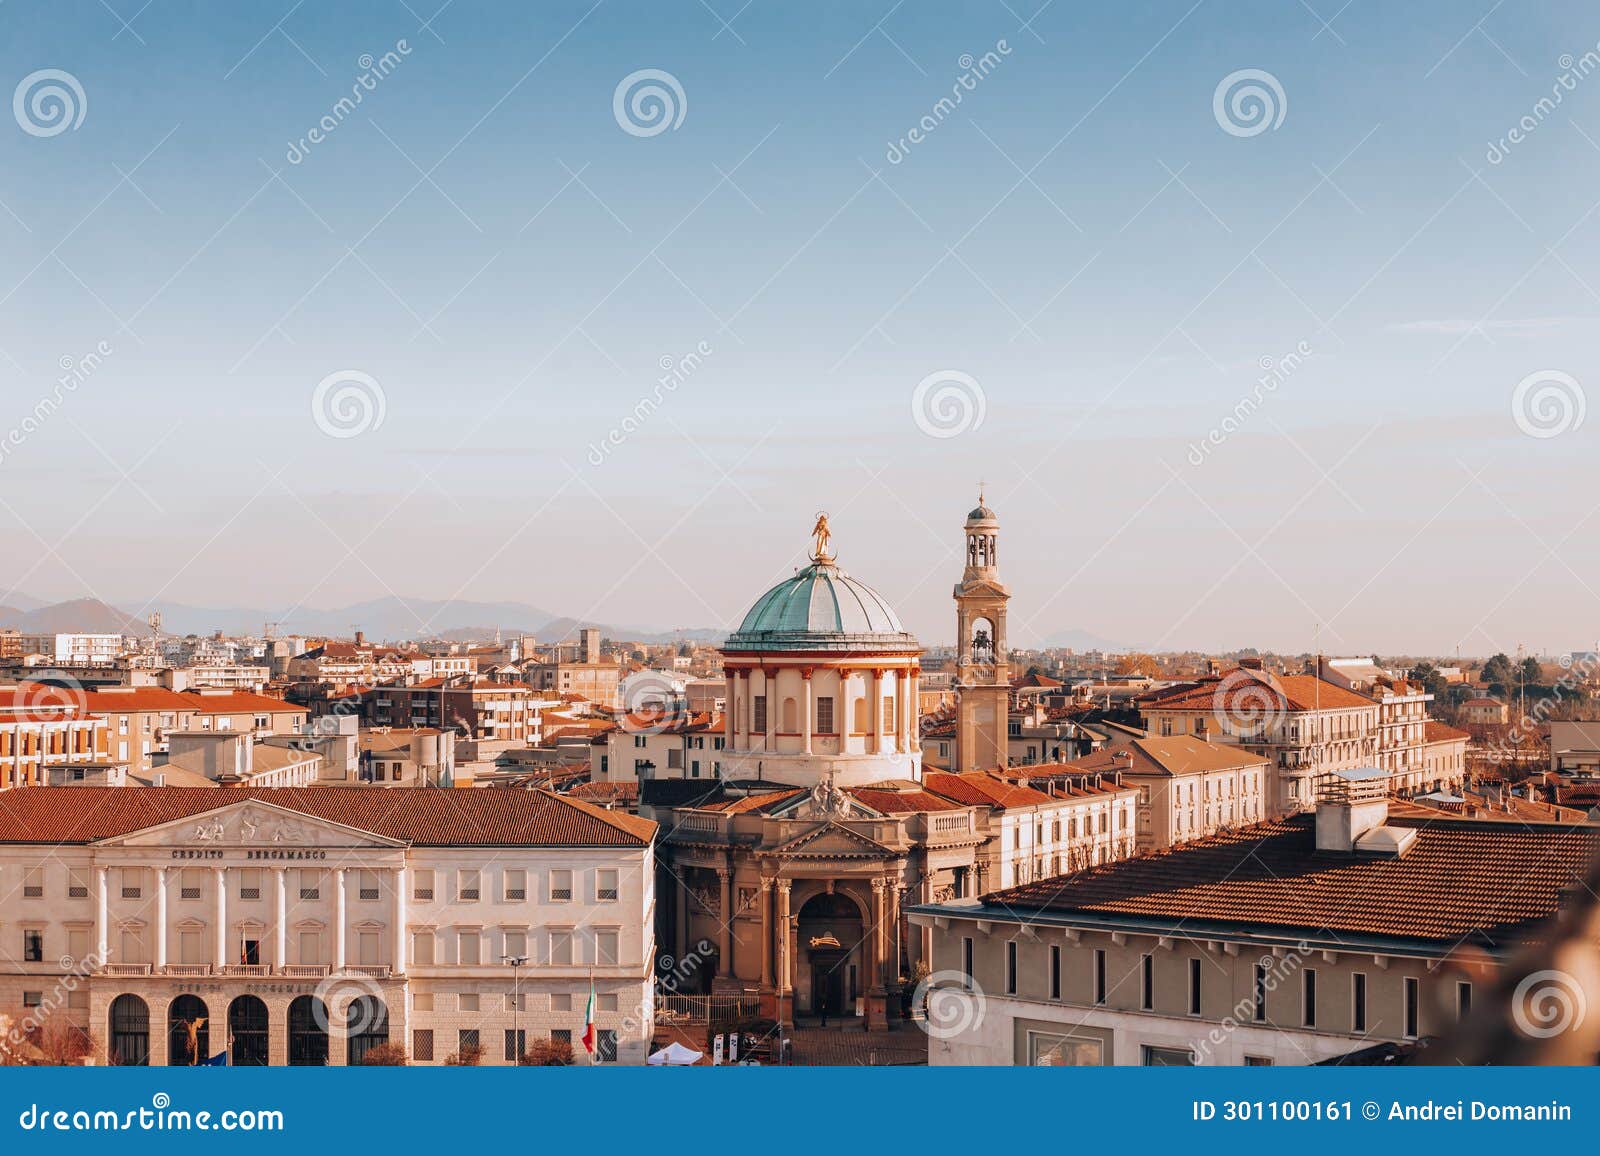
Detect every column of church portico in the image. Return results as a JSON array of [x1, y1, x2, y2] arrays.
[[801, 670, 814, 755], [274, 868, 287, 970], [759, 878, 774, 988], [776, 880, 793, 1025], [334, 868, 347, 971], [737, 671, 750, 747], [154, 867, 167, 970], [716, 865, 732, 967], [393, 866, 407, 973], [213, 867, 228, 968]]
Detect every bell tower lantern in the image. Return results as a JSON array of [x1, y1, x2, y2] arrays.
[[953, 493, 1011, 772]]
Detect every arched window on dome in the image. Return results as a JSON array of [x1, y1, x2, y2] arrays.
[[781, 697, 798, 733]]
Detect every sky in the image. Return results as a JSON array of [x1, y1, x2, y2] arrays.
[[1, 0, 1598, 656]]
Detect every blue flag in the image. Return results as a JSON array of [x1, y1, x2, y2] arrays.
[[205, 1051, 228, 1066]]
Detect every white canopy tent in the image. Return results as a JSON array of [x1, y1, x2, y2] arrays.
[[646, 1042, 704, 1066]]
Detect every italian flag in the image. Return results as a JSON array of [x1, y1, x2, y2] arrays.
[[581, 976, 596, 1056]]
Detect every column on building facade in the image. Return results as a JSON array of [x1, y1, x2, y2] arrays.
[[870, 668, 883, 755], [737, 670, 750, 747], [776, 880, 792, 995], [763, 669, 776, 750], [759, 877, 774, 988], [334, 868, 347, 971], [95, 866, 108, 962], [213, 867, 227, 968], [907, 669, 920, 753], [869, 879, 886, 987], [716, 864, 733, 966], [801, 669, 814, 755], [900, 668, 914, 753], [393, 865, 407, 973], [724, 672, 735, 746], [274, 867, 287, 970], [674, 868, 688, 959], [154, 867, 167, 970]]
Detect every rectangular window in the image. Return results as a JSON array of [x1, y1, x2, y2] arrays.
[[23, 867, 43, 898], [596, 929, 619, 966], [359, 870, 379, 901], [1244, 1055, 1274, 1066], [458, 870, 480, 902], [1457, 980, 1472, 1020], [1303, 968, 1317, 1028], [238, 869, 261, 901], [505, 930, 527, 959], [298, 931, 322, 965], [550, 869, 572, 902], [1049, 945, 1062, 1000], [23, 930, 43, 962], [1253, 962, 1267, 1022], [504, 869, 526, 901], [504, 1029, 526, 1062], [551, 1028, 573, 1046], [458, 993, 480, 1012], [457, 1029, 480, 1057], [1353, 972, 1367, 1033], [1404, 976, 1419, 1038], [181, 869, 202, 901], [1142, 1045, 1195, 1066], [298, 869, 320, 901], [67, 929, 88, 963], [596, 868, 618, 902], [551, 929, 573, 966], [1005, 940, 1018, 995], [882, 697, 896, 732], [1188, 957, 1201, 1016], [1094, 949, 1106, 1005], [120, 867, 142, 900], [596, 1029, 618, 1063], [68, 870, 87, 899], [753, 696, 767, 733], [961, 936, 974, 990], [1140, 953, 1154, 1010], [815, 697, 834, 734], [413, 1029, 434, 1062], [413, 869, 434, 901], [412, 931, 435, 966]]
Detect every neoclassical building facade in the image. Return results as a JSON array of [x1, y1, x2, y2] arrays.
[[0, 788, 656, 1066]]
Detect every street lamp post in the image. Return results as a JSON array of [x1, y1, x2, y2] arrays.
[[504, 955, 528, 1065]]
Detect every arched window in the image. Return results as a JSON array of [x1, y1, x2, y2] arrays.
[[852, 697, 868, 733], [781, 697, 797, 733], [288, 995, 329, 1066], [228, 995, 269, 1066], [167, 994, 209, 1067], [345, 996, 389, 1066], [108, 994, 149, 1066]]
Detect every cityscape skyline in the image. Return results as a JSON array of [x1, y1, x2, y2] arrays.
[[4, 1, 1598, 655]]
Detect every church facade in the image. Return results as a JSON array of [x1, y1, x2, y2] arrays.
[[643, 512, 992, 1030]]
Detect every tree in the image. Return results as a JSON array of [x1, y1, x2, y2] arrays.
[[1481, 653, 1515, 692], [1520, 657, 1543, 688], [361, 1042, 409, 1066], [520, 1038, 575, 1066], [444, 1041, 485, 1066]]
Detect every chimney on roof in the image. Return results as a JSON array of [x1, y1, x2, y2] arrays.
[[1316, 768, 1414, 856], [355, 630, 366, 647]]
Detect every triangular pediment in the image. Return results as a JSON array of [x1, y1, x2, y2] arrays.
[[771, 820, 896, 860], [95, 800, 405, 850]]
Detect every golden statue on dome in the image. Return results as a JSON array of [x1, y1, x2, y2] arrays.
[[810, 511, 835, 563]]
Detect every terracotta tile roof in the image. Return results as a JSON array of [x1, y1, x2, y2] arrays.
[[925, 771, 1053, 809], [1424, 720, 1471, 743], [982, 813, 1599, 948], [696, 789, 804, 814], [848, 784, 967, 814], [1110, 735, 1269, 777], [1146, 670, 1375, 714], [0, 786, 655, 847], [75, 687, 306, 715]]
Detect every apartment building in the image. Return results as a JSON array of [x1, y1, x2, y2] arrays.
[[363, 678, 534, 746], [19, 633, 125, 666], [591, 713, 726, 783], [0, 787, 657, 1066], [75, 687, 310, 776], [912, 770, 1595, 1065], [0, 684, 111, 790]]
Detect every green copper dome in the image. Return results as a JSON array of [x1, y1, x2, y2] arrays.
[[724, 561, 920, 654]]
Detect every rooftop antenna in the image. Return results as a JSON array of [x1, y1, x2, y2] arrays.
[[263, 621, 278, 640]]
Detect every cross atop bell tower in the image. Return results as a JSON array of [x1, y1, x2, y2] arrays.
[[952, 493, 1011, 772]]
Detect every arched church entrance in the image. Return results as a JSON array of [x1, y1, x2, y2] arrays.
[[796, 890, 863, 1021]]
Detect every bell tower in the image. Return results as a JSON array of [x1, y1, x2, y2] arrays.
[[953, 493, 1011, 772]]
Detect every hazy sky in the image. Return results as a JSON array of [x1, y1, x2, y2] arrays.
[[1, 0, 1597, 655]]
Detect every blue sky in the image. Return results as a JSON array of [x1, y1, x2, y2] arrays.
[[2, 0, 1598, 655]]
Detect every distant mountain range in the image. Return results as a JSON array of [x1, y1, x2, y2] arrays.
[[0, 595, 725, 646]]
